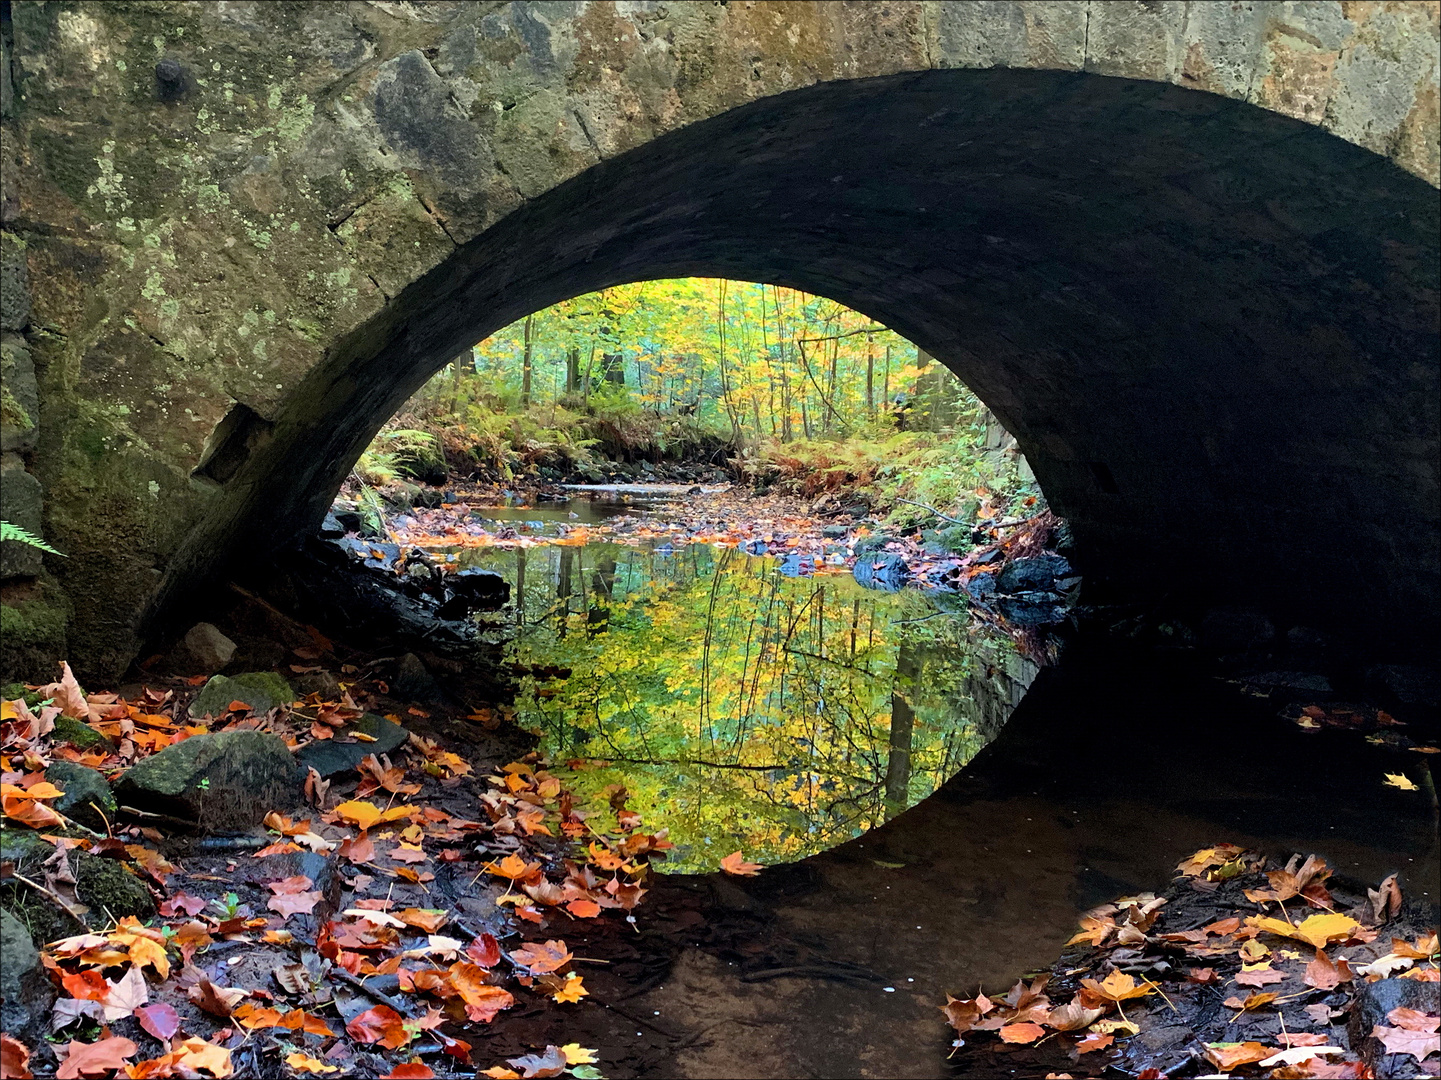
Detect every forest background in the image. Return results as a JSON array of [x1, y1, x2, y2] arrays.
[[360, 278, 1039, 534]]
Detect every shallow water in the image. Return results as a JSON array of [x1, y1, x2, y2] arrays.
[[442, 509, 1036, 873]]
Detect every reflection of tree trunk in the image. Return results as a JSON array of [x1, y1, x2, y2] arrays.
[[556, 548, 573, 638], [884, 645, 917, 820], [586, 558, 615, 636], [515, 546, 527, 628]]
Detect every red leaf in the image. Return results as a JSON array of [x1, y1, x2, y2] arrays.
[[346, 1005, 413, 1050], [136, 1002, 181, 1042], [466, 933, 502, 968], [0, 1034, 32, 1080], [60, 970, 110, 1002], [158, 892, 207, 917], [383, 1065, 435, 1079]]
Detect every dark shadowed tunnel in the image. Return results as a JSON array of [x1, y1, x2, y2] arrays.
[[146, 67, 1440, 655]]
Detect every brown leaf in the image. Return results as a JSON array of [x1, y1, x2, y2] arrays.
[[1304, 949, 1351, 991], [1204, 1042, 1272, 1070], [510, 939, 572, 974], [0, 1034, 32, 1080], [268, 890, 322, 918], [506, 1046, 568, 1079], [1372, 1024, 1441, 1061], [941, 993, 994, 1035], [1368, 874, 1402, 923], [1075, 1033, 1113, 1054], [1044, 1000, 1103, 1031], [999, 1022, 1045, 1044], [1387, 1007, 1440, 1033], [187, 975, 246, 1018], [1235, 964, 1286, 988], [54, 1036, 138, 1079]]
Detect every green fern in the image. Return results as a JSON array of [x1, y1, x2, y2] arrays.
[[0, 520, 64, 556]]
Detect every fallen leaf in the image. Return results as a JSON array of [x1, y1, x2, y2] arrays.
[[1384, 773, 1419, 791], [268, 890, 322, 918], [1259, 1046, 1344, 1067], [510, 939, 572, 974], [1372, 1024, 1441, 1061], [101, 965, 149, 1021], [388, 843, 428, 864], [187, 975, 246, 1018], [448, 963, 515, 1022], [551, 973, 588, 1004], [1368, 874, 1403, 922], [559, 1045, 598, 1066], [1205, 1041, 1272, 1071], [999, 1022, 1046, 1044], [165, 1038, 233, 1078], [1388, 1007, 1441, 1032], [1305, 949, 1352, 991], [285, 1053, 339, 1075], [719, 850, 763, 876], [1235, 963, 1286, 987], [1247, 912, 1358, 949], [1044, 1000, 1103, 1031], [1079, 971, 1157, 1002], [506, 1046, 568, 1079], [395, 908, 448, 933], [0, 1034, 31, 1080], [382, 1065, 435, 1080], [347, 1004, 414, 1050], [1075, 1033, 1113, 1054], [135, 1002, 181, 1042], [54, 1036, 138, 1079]]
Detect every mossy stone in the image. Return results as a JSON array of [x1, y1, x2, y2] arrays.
[[295, 713, 409, 778], [0, 906, 51, 1043], [46, 760, 117, 832], [188, 671, 295, 719], [75, 854, 154, 922], [51, 714, 114, 751], [114, 729, 298, 828]]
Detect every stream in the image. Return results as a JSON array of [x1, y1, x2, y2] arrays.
[[406, 494, 1036, 873]]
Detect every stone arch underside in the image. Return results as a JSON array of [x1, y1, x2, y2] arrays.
[[145, 67, 1440, 657]]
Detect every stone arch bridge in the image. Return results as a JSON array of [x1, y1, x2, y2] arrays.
[[0, 0, 1436, 681]]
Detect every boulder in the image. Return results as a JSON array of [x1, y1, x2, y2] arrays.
[[1348, 977, 1439, 1075], [0, 462, 44, 578], [114, 729, 298, 828], [997, 554, 1072, 593], [296, 713, 409, 778], [0, 907, 52, 1045], [189, 671, 294, 719], [1200, 606, 1275, 652], [51, 714, 112, 752], [852, 551, 909, 591], [46, 760, 117, 833], [166, 622, 237, 675], [0, 831, 153, 942], [391, 652, 440, 702], [1, 336, 39, 454]]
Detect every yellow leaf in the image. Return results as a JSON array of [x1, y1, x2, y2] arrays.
[[1247, 912, 1358, 949], [1384, 773, 1419, 791], [560, 1044, 598, 1064], [1080, 971, 1157, 1002], [125, 935, 171, 981], [552, 975, 588, 1005], [335, 800, 381, 830], [285, 1051, 339, 1074]]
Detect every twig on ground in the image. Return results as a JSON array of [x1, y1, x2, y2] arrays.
[[7, 870, 89, 926], [894, 498, 968, 525]]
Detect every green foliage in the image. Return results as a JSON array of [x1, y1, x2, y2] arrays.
[[355, 429, 442, 486], [0, 520, 63, 556]]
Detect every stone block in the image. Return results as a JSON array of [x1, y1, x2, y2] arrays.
[[1, 336, 38, 453], [47, 759, 118, 832], [0, 907, 52, 1045], [295, 713, 409, 778], [0, 460, 44, 578], [189, 671, 295, 719], [114, 729, 299, 828], [0, 234, 28, 331]]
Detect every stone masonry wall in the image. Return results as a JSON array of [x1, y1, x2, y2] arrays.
[[0, 1, 1437, 680]]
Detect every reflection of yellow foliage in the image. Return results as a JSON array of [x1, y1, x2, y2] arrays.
[[469, 541, 1012, 873]]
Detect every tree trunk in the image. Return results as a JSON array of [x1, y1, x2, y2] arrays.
[[521, 313, 535, 407], [865, 332, 874, 417], [565, 347, 580, 395], [884, 644, 918, 820]]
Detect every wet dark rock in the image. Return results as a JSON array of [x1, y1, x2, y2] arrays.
[[0, 907, 52, 1044], [292, 669, 343, 699], [852, 552, 909, 591], [47, 760, 117, 832], [295, 713, 409, 778], [1366, 664, 1440, 707], [1239, 670, 1334, 694], [166, 622, 237, 675], [821, 524, 849, 539], [189, 671, 294, 718], [963, 571, 998, 600], [391, 652, 441, 702], [997, 554, 1072, 593], [319, 512, 347, 539], [115, 730, 299, 828], [1200, 606, 1275, 652], [1349, 977, 1439, 1076], [995, 592, 1069, 626], [853, 532, 895, 555]]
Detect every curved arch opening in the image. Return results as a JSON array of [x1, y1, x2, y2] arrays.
[[149, 66, 1438, 664], [294, 276, 1053, 873]]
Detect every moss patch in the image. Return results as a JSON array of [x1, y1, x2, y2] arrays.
[[0, 570, 72, 683]]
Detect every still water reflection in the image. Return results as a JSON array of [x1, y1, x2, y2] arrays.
[[449, 516, 1036, 873]]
